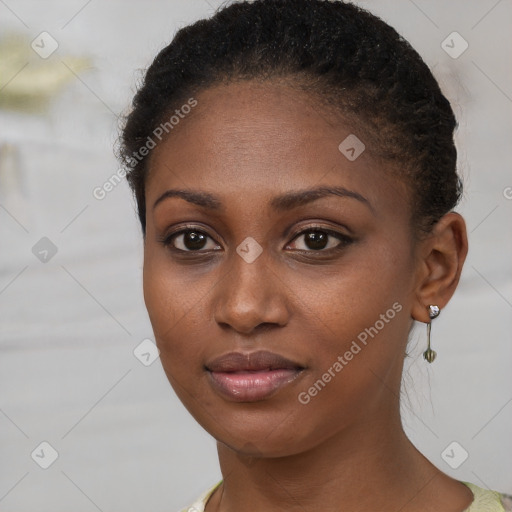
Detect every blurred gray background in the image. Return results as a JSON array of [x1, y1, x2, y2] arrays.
[[0, 1, 511, 511]]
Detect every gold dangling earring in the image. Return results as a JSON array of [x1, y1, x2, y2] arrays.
[[423, 305, 440, 363]]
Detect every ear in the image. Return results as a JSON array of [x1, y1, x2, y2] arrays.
[[411, 212, 468, 323]]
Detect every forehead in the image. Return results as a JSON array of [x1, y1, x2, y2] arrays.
[[146, 80, 408, 216]]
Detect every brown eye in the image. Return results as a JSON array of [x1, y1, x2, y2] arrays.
[[302, 230, 330, 250], [287, 228, 352, 252], [165, 229, 221, 252]]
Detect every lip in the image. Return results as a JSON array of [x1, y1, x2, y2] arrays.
[[205, 350, 305, 402]]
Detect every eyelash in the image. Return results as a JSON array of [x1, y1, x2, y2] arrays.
[[158, 224, 354, 256]]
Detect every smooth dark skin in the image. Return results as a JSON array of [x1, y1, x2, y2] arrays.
[[143, 81, 471, 512]]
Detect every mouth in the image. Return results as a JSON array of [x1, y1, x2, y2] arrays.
[[205, 350, 305, 402]]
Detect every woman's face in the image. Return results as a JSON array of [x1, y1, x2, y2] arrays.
[[143, 80, 419, 456]]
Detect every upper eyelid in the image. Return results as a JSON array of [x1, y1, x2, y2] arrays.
[[289, 224, 349, 237]]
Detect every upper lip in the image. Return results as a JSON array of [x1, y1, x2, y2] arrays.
[[205, 350, 304, 372]]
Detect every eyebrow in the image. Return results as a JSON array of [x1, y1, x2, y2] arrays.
[[152, 185, 374, 214]]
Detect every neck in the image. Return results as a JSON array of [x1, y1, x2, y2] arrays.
[[209, 413, 472, 512]]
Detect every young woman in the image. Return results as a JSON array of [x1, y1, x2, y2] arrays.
[[118, 1, 511, 510]]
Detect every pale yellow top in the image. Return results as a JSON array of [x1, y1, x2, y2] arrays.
[[178, 480, 512, 512]]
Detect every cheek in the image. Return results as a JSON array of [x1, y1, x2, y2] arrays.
[[290, 238, 411, 355], [286, 243, 411, 437], [142, 248, 209, 365]]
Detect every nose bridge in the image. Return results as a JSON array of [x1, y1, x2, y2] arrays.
[[213, 241, 288, 333]]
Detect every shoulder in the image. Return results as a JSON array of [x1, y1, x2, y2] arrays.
[[461, 481, 512, 512], [176, 481, 222, 512], [177, 480, 512, 512], [500, 493, 512, 511]]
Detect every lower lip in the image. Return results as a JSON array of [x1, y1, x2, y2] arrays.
[[207, 369, 302, 402]]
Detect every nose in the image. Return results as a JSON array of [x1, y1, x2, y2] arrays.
[[213, 245, 290, 335]]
